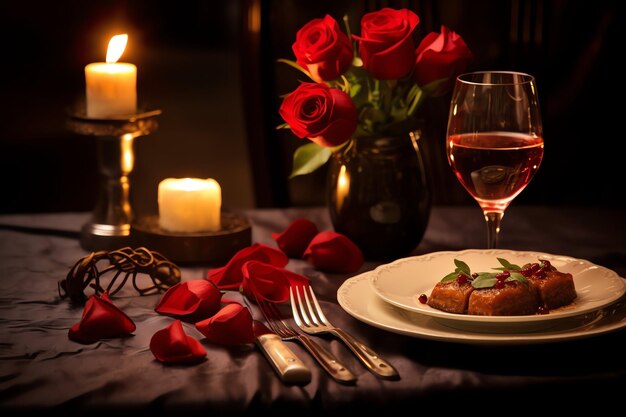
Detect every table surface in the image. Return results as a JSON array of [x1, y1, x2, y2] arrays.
[[1, 205, 626, 415]]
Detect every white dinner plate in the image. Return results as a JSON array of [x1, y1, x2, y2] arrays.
[[338, 271, 626, 345], [369, 249, 626, 330]]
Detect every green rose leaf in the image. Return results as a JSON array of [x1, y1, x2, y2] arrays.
[[406, 84, 425, 116], [277, 58, 314, 80], [421, 78, 448, 97], [350, 83, 362, 98], [289, 143, 333, 179]]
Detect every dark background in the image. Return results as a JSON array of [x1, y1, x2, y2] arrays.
[[1, 0, 623, 215]]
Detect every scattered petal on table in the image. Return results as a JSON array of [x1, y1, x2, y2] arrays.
[[271, 218, 319, 258], [241, 260, 310, 303], [68, 292, 136, 344], [155, 280, 222, 322], [304, 231, 364, 273], [150, 320, 206, 364], [195, 303, 255, 346], [207, 243, 288, 290]]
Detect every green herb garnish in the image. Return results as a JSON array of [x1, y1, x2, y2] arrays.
[[492, 257, 521, 271], [440, 259, 472, 283], [440, 258, 529, 289]]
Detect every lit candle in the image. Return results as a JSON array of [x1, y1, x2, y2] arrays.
[[85, 34, 137, 118], [158, 178, 222, 233]]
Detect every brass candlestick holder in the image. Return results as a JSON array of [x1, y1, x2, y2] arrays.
[[67, 109, 162, 251]]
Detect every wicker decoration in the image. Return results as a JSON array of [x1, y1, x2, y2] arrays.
[[59, 247, 181, 304]]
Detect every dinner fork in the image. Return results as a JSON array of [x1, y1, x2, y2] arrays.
[[255, 295, 356, 384], [291, 285, 399, 379]]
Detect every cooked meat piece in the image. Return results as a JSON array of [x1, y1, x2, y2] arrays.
[[529, 270, 576, 309], [468, 281, 537, 315], [427, 280, 474, 314]]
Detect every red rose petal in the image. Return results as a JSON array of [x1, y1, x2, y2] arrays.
[[241, 261, 310, 303], [207, 244, 288, 290], [155, 280, 222, 322], [303, 231, 364, 273], [271, 218, 319, 258], [195, 303, 255, 346], [150, 320, 206, 364], [68, 292, 136, 344]]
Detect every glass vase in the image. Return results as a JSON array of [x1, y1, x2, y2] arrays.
[[327, 131, 431, 261]]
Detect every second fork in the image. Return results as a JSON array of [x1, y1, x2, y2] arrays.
[[255, 295, 357, 384], [291, 285, 399, 379]]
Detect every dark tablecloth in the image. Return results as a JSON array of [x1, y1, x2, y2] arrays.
[[1, 206, 626, 415]]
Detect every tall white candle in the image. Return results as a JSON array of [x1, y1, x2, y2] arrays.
[[158, 178, 222, 233], [85, 34, 137, 118]]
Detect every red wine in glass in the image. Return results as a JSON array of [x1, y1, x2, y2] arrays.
[[448, 132, 544, 212], [446, 71, 543, 248]]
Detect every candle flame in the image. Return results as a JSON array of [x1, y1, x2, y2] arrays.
[[335, 164, 350, 211], [106, 34, 128, 64]]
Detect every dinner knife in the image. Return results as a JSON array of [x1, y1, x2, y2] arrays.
[[253, 320, 312, 384]]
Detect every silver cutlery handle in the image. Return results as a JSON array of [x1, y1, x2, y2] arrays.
[[298, 335, 356, 384], [333, 328, 399, 379], [256, 334, 312, 384]]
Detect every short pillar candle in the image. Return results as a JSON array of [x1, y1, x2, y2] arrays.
[[158, 178, 221, 233]]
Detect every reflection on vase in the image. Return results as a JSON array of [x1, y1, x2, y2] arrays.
[[327, 131, 431, 261]]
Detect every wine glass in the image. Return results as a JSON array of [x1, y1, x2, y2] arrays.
[[446, 71, 544, 248]]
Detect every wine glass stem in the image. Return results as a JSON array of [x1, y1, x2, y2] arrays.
[[484, 211, 503, 249]]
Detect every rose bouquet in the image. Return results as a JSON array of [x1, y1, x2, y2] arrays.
[[278, 8, 472, 177]]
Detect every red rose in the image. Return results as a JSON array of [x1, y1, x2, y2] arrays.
[[154, 280, 222, 322], [279, 82, 357, 148], [303, 231, 364, 274], [415, 26, 472, 94], [271, 218, 319, 258], [353, 8, 420, 80], [292, 15, 353, 82], [150, 320, 206, 364], [68, 292, 135, 344]]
